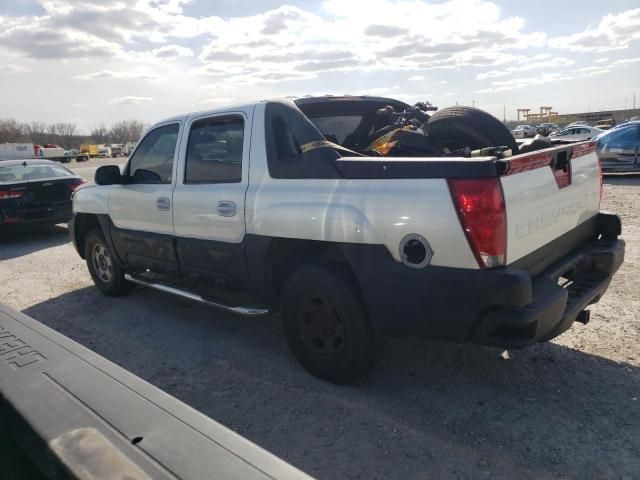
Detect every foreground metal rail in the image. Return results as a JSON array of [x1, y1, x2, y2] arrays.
[[0, 302, 312, 480]]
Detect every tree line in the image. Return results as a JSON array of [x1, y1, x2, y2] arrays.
[[0, 119, 147, 149]]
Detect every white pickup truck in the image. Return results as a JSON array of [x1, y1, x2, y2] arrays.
[[70, 96, 624, 383]]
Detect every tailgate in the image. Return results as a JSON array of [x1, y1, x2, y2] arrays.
[[500, 142, 601, 265]]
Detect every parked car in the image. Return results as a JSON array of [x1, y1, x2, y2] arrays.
[[550, 126, 603, 143], [69, 96, 624, 383], [566, 121, 589, 128], [536, 123, 559, 136], [607, 119, 640, 131], [596, 123, 640, 172], [511, 124, 536, 138], [0, 159, 86, 228]]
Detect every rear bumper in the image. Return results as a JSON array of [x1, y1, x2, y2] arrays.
[[0, 204, 72, 227], [473, 235, 624, 348], [345, 212, 624, 348]]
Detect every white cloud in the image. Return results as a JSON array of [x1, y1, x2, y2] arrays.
[[476, 57, 574, 80], [574, 66, 601, 73], [76, 70, 158, 80], [152, 45, 194, 58], [613, 57, 640, 65], [0, 63, 28, 73], [198, 96, 236, 107], [0, 1, 637, 127], [190, 0, 547, 87], [549, 8, 640, 52], [109, 96, 153, 105], [477, 72, 569, 93], [359, 86, 401, 96]]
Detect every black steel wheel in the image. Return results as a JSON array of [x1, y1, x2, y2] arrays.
[[281, 264, 380, 384]]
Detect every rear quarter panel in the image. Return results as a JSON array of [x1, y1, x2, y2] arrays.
[[246, 105, 477, 269]]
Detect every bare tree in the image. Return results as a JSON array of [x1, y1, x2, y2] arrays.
[[0, 118, 25, 143], [46, 122, 58, 144], [90, 123, 110, 144], [110, 120, 146, 143], [52, 122, 77, 149], [26, 121, 48, 145]]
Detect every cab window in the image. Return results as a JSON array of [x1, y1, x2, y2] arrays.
[[128, 123, 179, 184], [185, 116, 244, 183]]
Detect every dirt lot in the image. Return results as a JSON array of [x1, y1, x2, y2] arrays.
[[1, 161, 638, 480]]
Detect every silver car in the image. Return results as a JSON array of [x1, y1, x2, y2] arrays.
[[550, 126, 603, 143], [512, 125, 536, 138]]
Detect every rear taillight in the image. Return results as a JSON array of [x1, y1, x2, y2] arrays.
[[448, 178, 507, 269], [0, 189, 24, 200], [67, 178, 88, 192], [597, 156, 604, 205]]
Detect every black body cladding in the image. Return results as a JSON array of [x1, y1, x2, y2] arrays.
[[71, 211, 623, 350]]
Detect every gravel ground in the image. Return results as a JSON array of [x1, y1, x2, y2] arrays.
[[0, 161, 638, 479]]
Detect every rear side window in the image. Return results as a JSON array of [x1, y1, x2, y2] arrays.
[[185, 116, 244, 183], [311, 115, 370, 145], [129, 123, 179, 184], [265, 102, 341, 179], [0, 164, 73, 183]]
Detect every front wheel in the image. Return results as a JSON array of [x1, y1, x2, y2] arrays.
[[85, 229, 134, 296], [281, 265, 380, 384]]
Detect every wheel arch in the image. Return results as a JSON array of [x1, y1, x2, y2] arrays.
[[71, 213, 101, 259], [246, 236, 363, 309], [71, 214, 122, 266]]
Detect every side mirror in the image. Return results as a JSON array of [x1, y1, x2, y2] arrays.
[[95, 165, 123, 185]]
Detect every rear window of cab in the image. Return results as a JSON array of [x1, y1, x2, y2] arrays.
[[0, 164, 74, 183]]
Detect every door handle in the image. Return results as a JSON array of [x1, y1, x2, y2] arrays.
[[217, 200, 236, 217], [156, 197, 170, 211]]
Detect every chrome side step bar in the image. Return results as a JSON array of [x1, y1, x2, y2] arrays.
[[124, 273, 270, 316]]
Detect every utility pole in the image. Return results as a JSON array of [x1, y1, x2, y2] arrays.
[[472, 100, 476, 108], [503, 105, 506, 123], [634, 92, 636, 111]]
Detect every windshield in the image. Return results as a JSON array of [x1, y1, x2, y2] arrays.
[[0, 163, 74, 183]]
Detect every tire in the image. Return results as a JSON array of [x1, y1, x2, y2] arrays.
[[426, 106, 519, 154], [84, 228, 134, 296], [281, 265, 380, 384]]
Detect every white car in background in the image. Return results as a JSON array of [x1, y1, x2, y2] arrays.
[[511, 125, 536, 138], [566, 121, 589, 128], [550, 126, 603, 143]]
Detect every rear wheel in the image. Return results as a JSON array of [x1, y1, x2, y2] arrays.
[[426, 106, 519, 154], [281, 265, 380, 384], [85, 229, 134, 296]]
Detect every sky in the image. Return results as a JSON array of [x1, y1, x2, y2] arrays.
[[0, 0, 639, 132]]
